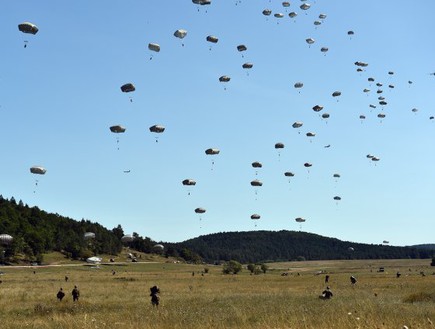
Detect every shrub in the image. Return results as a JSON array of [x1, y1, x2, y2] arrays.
[[223, 260, 242, 274]]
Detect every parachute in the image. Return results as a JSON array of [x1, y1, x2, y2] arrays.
[[332, 91, 341, 97], [182, 179, 196, 186], [250, 179, 263, 187], [205, 148, 220, 155], [333, 196, 341, 201], [121, 234, 134, 243], [110, 125, 126, 133], [206, 35, 218, 50], [84, 232, 96, 240], [195, 207, 206, 213], [295, 217, 306, 223], [154, 244, 164, 250], [282, 2, 290, 8], [251, 214, 260, 227], [306, 38, 315, 46], [0, 234, 13, 246], [320, 47, 329, 54], [120, 83, 135, 93], [148, 43, 160, 52], [294, 82, 304, 89], [292, 121, 303, 129], [30, 166, 46, 175], [289, 12, 298, 19], [313, 105, 324, 112], [219, 75, 230, 83], [262, 9, 272, 16], [284, 172, 295, 177], [304, 162, 312, 168], [300, 3, 310, 10], [251, 161, 262, 168], [242, 62, 253, 69], [205, 148, 220, 169], [319, 14, 327, 19], [275, 142, 284, 149], [149, 125, 165, 142], [237, 44, 247, 52], [149, 125, 165, 133], [348, 247, 355, 252], [174, 29, 187, 39], [174, 29, 187, 46], [18, 22, 39, 34]]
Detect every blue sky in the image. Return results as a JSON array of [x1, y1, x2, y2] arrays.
[[1, 1, 435, 245]]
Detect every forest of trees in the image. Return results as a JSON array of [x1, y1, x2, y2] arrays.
[[166, 231, 434, 264], [1, 196, 433, 265], [0, 196, 157, 263]]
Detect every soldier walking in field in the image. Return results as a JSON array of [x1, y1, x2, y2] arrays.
[[319, 286, 333, 299], [56, 288, 65, 301], [72, 285, 80, 302], [150, 285, 160, 307]]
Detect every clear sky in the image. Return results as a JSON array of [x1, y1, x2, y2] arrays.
[[2, 1, 435, 245]]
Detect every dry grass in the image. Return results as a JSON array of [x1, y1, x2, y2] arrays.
[[0, 258, 434, 328]]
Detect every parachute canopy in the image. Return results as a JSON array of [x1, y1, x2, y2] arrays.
[[275, 142, 284, 149], [18, 22, 38, 34], [206, 35, 218, 43], [332, 91, 341, 97], [242, 63, 253, 69], [292, 121, 303, 128], [110, 125, 126, 133], [252, 161, 262, 168], [148, 43, 160, 52], [294, 82, 304, 89], [306, 38, 315, 45], [0, 234, 13, 245], [219, 75, 230, 82], [251, 214, 260, 220], [174, 29, 187, 39], [154, 244, 164, 250], [120, 83, 135, 93], [182, 179, 196, 186], [313, 105, 324, 112], [205, 148, 220, 155], [84, 232, 96, 240], [195, 207, 206, 214], [237, 44, 247, 52], [30, 166, 46, 175], [149, 125, 165, 133], [121, 234, 134, 243], [250, 179, 263, 187], [295, 217, 306, 223], [284, 171, 295, 177]]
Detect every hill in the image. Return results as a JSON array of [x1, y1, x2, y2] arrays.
[[0, 196, 159, 264], [411, 244, 435, 250], [166, 231, 434, 264]]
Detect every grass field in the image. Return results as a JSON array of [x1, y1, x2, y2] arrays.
[[0, 256, 434, 328]]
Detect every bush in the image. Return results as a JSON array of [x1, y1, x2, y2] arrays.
[[223, 260, 242, 274], [431, 258, 435, 266]]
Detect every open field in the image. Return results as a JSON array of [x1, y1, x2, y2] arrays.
[[0, 258, 434, 329]]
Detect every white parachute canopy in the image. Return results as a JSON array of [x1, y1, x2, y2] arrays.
[[84, 232, 96, 240], [0, 234, 13, 246], [121, 234, 134, 243]]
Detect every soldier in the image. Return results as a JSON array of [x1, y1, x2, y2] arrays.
[[72, 285, 80, 302], [325, 275, 330, 283], [320, 286, 333, 299], [350, 276, 357, 285], [56, 288, 65, 301], [150, 285, 160, 307]]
